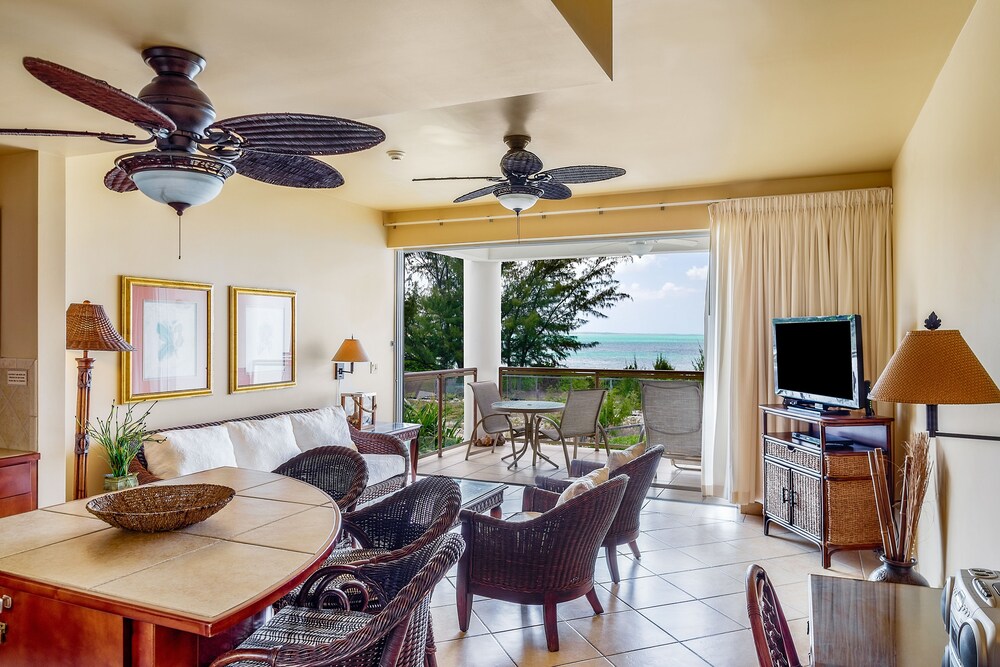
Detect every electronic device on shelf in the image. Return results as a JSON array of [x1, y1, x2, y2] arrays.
[[791, 432, 854, 447], [772, 314, 866, 415], [942, 567, 1000, 666]]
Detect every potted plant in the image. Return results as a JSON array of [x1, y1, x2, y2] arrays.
[[87, 402, 159, 491]]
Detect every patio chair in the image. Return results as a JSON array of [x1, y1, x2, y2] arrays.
[[534, 445, 664, 584], [534, 388, 611, 470], [210, 533, 465, 667], [275, 476, 462, 610], [640, 380, 703, 469], [273, 445, 369, 511], [746, 563, 802, 667], [464, 381, 525, 460], [456, 475, 627, 652]]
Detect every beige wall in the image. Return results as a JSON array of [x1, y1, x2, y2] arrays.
[[893, 0, 999, 573], [64, 153, 395, 501]]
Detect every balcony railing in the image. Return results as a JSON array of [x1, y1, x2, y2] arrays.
[[402, 368, 478, 456]]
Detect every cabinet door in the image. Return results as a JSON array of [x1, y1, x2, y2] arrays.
[[790, 469, 822, 539], [764, 460, 792, 525]]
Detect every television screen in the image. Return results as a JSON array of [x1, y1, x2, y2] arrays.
[[772, 315, 864, 410]]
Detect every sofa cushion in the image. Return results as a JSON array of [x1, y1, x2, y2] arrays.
[[289, 406, 355, 451], [226, 415, 301, 472], [361, 454, 406, 487], [144, 425, 238, 479]]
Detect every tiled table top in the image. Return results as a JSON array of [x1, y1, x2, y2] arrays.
[[0, 467, 340, 627]]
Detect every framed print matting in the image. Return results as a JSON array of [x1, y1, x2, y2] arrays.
[[120, 276, 213, 402], [229, 287, 296, 393]]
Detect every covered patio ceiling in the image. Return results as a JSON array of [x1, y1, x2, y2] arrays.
[[0, 1, 974, 213]]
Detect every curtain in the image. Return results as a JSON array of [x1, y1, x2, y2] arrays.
[[702, 188, 893, 505]]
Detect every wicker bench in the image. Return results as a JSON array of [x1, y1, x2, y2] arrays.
[[130, 408, 408, 504]]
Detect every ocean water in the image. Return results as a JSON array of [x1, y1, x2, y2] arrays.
[[565, 332, 705, 371]]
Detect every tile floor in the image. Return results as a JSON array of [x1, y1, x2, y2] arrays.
[[415, 442, 882, 667]]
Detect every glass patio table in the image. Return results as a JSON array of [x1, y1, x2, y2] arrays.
[[491, 400, 565, 469]]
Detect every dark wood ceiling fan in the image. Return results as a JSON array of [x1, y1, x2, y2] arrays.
[[413, 134, 625, 213], [0, 46, 385, 216]]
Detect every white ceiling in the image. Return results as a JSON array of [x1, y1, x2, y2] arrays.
[[0, 0, 975, 212]]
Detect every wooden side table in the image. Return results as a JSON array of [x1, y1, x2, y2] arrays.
[[363, 422, 421, 483], [0, 449, 39, 518]]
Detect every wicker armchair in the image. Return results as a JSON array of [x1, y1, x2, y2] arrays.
[[640, 380, 703, 469], [457, 475, 627, 652], [463, 381, 525, 461], [746, 564, 802, 667], [275, 476, 462, 611], [534, 389, 611, 470], [534, 445, 665, 584], [273, 445, 368, 511], [130, 409, 408, 503], [210, 533, 465, 667]]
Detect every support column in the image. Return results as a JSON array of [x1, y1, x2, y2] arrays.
[[463, 259, 502, 440]]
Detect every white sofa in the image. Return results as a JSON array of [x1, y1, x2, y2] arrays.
[[131, 407, 408, 503]]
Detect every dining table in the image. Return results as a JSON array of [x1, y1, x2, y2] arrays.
[[491, 399, 565, 469], [0, 466, 341, 666]]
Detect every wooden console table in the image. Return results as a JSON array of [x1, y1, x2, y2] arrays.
[[0, 449, 39, 518], [0, 467, 340, 666], [364, 422, 421, 482]]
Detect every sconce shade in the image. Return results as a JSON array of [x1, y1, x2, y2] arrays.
[[332, 337, 370, 363], [66, 301, 134, 352], [869, 329, 1000, 405]]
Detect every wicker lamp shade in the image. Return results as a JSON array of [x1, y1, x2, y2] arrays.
[[332, 337, 370, 363], [66, 301, 133, 352], [869, 329, 1000, 405]]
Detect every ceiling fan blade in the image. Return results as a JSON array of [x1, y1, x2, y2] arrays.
[[103, 165, 137, 193], [538, 181, 572, 200], [0, 127, 143, 143], [210, 113, 384, 156], [234, 150, 344, 188], [537, 165, 626, 184], [412, 176, 504, 182], [22, 57, 175, 134], [500, 149, 543, 177], [454, 183, 503, 203]]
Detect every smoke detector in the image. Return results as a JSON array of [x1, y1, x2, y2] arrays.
[[386, 149, 406, 161]]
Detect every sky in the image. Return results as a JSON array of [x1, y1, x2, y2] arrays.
[[575, 251, 709, 335]]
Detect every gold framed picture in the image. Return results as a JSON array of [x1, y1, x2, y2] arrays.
[[120, 276, 213, 402], [229, 286, 296, 393]]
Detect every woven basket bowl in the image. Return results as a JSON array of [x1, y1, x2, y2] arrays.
[[86, 484, 236, 532]]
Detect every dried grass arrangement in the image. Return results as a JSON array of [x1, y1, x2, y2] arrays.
[[867, 433, 933, 563]]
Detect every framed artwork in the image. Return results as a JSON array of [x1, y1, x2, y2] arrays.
[[229, 287, 296, 393], [120, 276, 213, 402]]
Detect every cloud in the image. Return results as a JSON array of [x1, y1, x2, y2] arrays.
[[686, 264, 709, 281], [614, 254, 657, 275], [629, 281, 696, 301]]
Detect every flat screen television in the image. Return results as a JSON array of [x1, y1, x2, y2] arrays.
[[772, 314, 865, 414]]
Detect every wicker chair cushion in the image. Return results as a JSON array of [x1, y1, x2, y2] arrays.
[[239, 606, 374, 651], [607, 441, 646, 473], [363, 454, 406, 486], [143, 426, 237, 479], [226, 416, 301, 472], [290, 406, 354, 451]]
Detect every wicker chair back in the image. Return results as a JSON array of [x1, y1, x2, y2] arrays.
[[746, 564, 802, 667]]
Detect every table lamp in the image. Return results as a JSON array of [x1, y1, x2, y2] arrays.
[[869, 312, 1000, 440], [66, 301, 134, 499], [332, 336, 370, 380]]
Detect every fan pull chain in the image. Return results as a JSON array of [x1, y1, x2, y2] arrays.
[[516, 209, 521, 243], [177, 211, 182, 259]]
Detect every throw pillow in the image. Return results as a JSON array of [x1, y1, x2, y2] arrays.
[[555, 477, 596, 506], [289, 406, 356, 451], [582, 465, 610, 486], [607, 441, 647, 473], [226, 415, 301, 472], [144, 425, 238, 479]]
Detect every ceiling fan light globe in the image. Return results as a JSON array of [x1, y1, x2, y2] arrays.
[[495, 184, 542, 213], [118, 151, 235, 212]]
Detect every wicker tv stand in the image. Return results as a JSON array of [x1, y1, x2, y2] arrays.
[[760, 405, 893, 568]]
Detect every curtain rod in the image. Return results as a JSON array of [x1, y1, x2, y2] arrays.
[[382, 198, 724, 228]]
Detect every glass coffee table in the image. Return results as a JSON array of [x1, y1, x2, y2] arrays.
[[457, 479, 507, 518]]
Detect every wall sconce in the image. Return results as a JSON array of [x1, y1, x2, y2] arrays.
[[869, 312, 1000, 440], [332, 336, 370, 380]]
